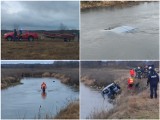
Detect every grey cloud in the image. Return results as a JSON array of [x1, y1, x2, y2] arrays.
[[1, 1, 79, 30]]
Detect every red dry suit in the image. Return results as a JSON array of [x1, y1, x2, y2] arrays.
[[128, 78, 134, 89], [41, 82, 47, 89], [130, 69, 135, 77]]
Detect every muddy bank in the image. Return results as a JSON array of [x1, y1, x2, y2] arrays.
[[81, 1, 142, 10], [1, 69, 79, 89], [55, 101, 79, 119]]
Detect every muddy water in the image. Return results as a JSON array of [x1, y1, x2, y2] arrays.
[[1, 78, 78, 119], [80, 83, 113, 119], [81, 2, 159, 60]]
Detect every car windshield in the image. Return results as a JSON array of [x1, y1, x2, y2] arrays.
[[109, 85, 116, 90]]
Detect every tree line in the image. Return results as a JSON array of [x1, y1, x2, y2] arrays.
[[1, 61, 79, 69], [81, 61, 159, 68]]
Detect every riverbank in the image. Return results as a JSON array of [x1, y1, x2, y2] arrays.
[[55, 101, 79, 119], [1, 68, 79, 89], [91, 77, 159, 119], [81, 67, 159, 119], [81, 68, 128, 90], [81, 1, 141, 10], [1, 77, 22, 89]]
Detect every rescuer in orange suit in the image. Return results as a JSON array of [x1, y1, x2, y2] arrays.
[[130, 69, 135, 77], [41, 82, 47, 92], [128, 77, 134, 89]]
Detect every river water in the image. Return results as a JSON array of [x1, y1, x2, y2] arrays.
[[81, 2, 159, 60], [80, 83, 113, 119], [1, 78, 79, 119]]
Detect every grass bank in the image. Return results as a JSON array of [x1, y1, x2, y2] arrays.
[[55, 101, 79, 119], [1, 68, 79, 89], [1, 77, 22, 89], [81, 67, 128, 90], [91, 77, 159, 119], [81, 1, 141, 10]]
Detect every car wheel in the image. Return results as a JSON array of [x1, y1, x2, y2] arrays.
[[28, 36, 34, 41], [7, 36, 13, 41]]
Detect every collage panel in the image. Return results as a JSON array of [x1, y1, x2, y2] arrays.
[[1, 60, 79, 119], [80, 1, 159, 60], [80, 61, 159, 119], [1, 1, 79, 60]]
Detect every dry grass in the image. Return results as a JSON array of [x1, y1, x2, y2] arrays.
[[1, 77, 22, 89], [81, 1, 141, 10], [1, 36, 79, 60], [1, 68, 79, 89], [81, 67, 128, 88], [84, 68, 159, 119], [93, 88, 159, 119], [55, 101, 79, 119]]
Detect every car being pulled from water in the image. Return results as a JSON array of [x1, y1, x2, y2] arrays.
[[4, 31, 38, 41], [101, 82, 121, 99]]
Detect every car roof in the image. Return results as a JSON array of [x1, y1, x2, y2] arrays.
[[102, 83, 115, 91]]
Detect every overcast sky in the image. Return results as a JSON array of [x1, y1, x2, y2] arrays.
[[1, 1, 79, 30]]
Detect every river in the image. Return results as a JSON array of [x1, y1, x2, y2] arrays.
[[1, 78, 79, 119], [80, 83, 113, 119], [81, 2, 159, 60]]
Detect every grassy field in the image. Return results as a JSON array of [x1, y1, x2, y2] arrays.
[[1, 36, 79, 60], [1, 67, 79, 89], [81, 67, 159, 119]]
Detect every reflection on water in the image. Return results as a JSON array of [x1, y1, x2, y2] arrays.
[[81, 2, 159, 60], [41, 92, 47, 99], [2, 78, 78, 119]]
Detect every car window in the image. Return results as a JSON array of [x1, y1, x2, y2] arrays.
[[103, 89, 109, 94], [109, 86, 115, 90]]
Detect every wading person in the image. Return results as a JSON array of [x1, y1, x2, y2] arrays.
[[147, 67, 159, 99], [41, 82, 47, 93]]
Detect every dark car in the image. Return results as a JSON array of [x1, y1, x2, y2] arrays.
[[101, 83, 121, 99]]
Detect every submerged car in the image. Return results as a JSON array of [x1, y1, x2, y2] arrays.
[[4, 31, 38, 41], [101, 83, 121, 99]]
